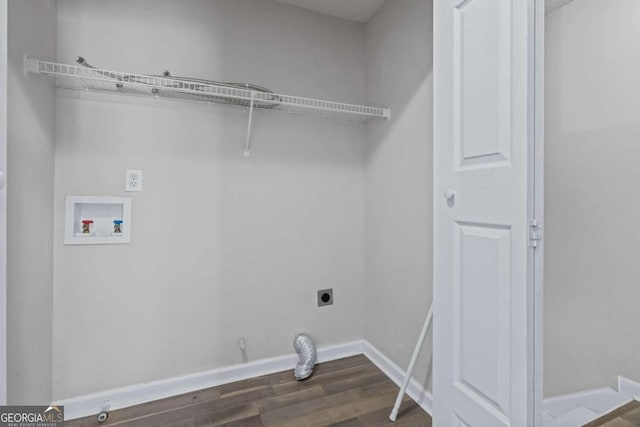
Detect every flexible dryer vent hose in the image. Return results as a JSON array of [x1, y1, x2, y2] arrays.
[[293, 334, 317, 380]]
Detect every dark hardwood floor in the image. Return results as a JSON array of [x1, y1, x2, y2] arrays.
[[585, 400, 640, 427], [65, 355, 431, 427]]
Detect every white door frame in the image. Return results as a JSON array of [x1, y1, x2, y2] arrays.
[[531, 0, 545, 425], [0, 0, 7, 406]]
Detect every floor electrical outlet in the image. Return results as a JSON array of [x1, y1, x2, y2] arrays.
[[125, 169, 143, 192]]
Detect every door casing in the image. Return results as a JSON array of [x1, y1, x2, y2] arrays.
[[531, 0, 545, 425], [0, 0, 8, 406]]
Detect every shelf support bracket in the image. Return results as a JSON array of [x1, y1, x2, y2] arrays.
[[244, 92, 256, 157], [24, 56, 40, 75]]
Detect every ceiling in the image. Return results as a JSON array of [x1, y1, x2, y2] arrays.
[[275, 0, 387, 23], [276, 0, 575, 23], [546, 0, 577, 14]]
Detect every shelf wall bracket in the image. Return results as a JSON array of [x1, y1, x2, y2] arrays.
[[24, 56, 40, 75], [244, 92, 256, 158]]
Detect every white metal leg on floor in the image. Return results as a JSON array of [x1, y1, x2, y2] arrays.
[[389, 303, 433, 422]]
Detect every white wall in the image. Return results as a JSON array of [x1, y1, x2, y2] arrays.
[[364, 0, 434, 389], [53, 0, 366, 399], [7, 0, 57, 404], [545, 0, 640, 396]]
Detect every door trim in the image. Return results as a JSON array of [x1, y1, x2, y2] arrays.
[[0, 0, 7, 406], [531, 0, 545, 425]]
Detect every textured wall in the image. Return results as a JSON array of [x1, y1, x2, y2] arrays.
[[7, 0, 57, 405], [545, 0, 640, 396], [364, 0, 434, 391]]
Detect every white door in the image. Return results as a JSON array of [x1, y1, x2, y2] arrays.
[[0, 0, 7, 405], [433, 0, 542, 426]]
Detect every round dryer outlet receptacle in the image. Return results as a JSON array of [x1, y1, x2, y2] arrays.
[[317, 289, 333, 307]]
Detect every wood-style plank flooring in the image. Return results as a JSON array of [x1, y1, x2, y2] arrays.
[[585, 401, 640, 427], [65, 355, 431, 427]]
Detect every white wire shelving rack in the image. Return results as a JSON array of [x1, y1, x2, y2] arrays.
[[25, 57, 390, 157]]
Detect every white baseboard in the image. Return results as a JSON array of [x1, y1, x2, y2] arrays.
[[618, 376, 640, 401], [543, 386, 631, 419], [56, 339, 431, 422], [56, 340, 364, 421], [362, 340, 433, 416]]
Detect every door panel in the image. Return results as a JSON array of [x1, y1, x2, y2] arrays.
[[433, 0, 540, 425], [454, 222, 511, 418], [453, 0, 512, 170]]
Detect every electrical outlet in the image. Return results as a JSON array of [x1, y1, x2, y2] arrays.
[[125, 169, 142, 192], [317, 289, 333, 307]]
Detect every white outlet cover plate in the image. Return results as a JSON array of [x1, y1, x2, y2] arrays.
[[125, 169, 142, 192]]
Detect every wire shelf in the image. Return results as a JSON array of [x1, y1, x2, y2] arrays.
[[26, 57, 390, 122]]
